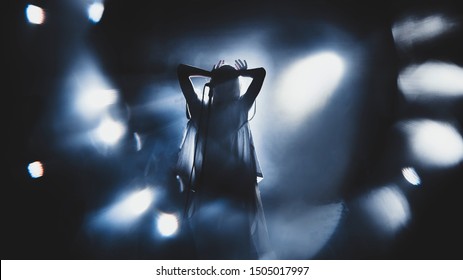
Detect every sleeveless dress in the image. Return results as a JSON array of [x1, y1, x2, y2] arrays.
[[176, 96, 271, 259]]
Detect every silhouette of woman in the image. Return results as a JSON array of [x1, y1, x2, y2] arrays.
[[176, 59, 271, 259]]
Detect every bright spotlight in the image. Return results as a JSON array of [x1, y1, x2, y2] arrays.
[[94, 117, 126, 145], [392, 14, 458, 49], [107, 188, 155, 223], [123, 188, 154, 216], [78, 88, 118, 115], [26, 4, 45, 25], [68, 53, 120, 121], [402, 120, 463, 168], [361, 185, 411, 235], [156, 213, 179, 237], [27, 161, 44, 178], [398, 62, 463, 98], [91, 187, 156, 228], [88, 2, 105, 23], [276, 52, 345, 123], [402, 167, 421, 186]]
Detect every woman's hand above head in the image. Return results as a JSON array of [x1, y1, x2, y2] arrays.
[[211, 60, 239, 83], [234, 59, 247, 71], [212, 60, 225, 71]]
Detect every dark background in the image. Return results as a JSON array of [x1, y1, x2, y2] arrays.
[[5, 0, 463, 259]]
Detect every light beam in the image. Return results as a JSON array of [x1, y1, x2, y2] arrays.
[[276, 51, 345, 124]]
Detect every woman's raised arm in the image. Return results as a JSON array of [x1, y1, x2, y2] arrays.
[[177, 64, 211, 117], [235, 59, 266, 110]]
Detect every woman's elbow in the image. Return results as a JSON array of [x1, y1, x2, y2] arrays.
[[256, 68, 266, 82], [258, 67, 266, 78], [177, 64, 186, 75], [178, 64, 192, 80]]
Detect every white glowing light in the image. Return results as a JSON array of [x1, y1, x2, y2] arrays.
[[402, 120, 463, 167], [124, 188, 154, 216], [109, 188, 154, 222], [276, 52, 345, 122], [88, 2, 104, 23], [392, 14, 458, 49], [398, 62, 463, 98], [362, 185, 411, 235], [68, 53, 120, 121], [94, 117, 126, 145], [26, 4, 45, 25], [78, 89, 118, 115], [402, 167, 421, 186], [92, 188, 156, 228], [157, 213, 179, 237], [27, 161, 44, 178]]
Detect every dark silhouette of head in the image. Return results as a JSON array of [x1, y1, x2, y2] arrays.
[[210, 65, 241, 103]]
